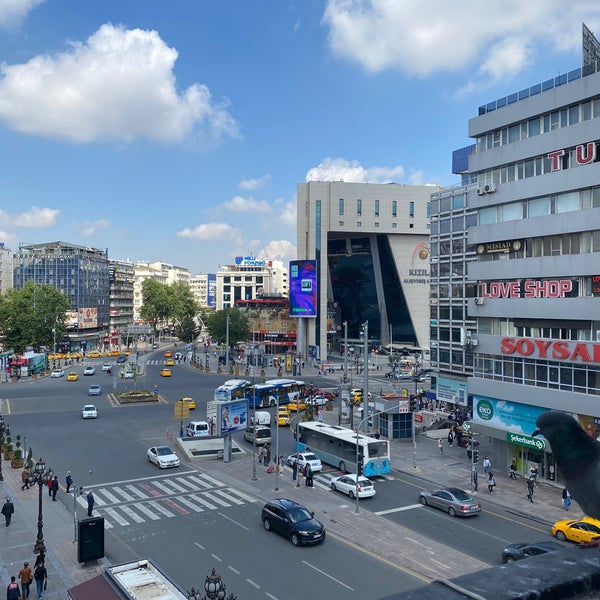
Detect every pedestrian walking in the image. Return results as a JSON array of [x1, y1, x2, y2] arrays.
[[86, 490, 95, 517], [50, 476, 59, 501], [1, 497, 14, 526], [530, 464, 539, 485], [6, 576, 20, 600], [265, 445, 271, 466], [483, 456, 491, 474], [447, 430, 454, 447], [47, 478, 52, 497], [257, 446, 264, 464], [487, 472, 496, 494], [508, 459, 517, 479], [19, 561, 33, 599], [526, 476, 535, 503], [305, 463, 313, 487], [292, 458, 298, 481], [33, 561, 47, 599], [21, 466, 32, 490], [562, 487, 572, 511], [278, 456, 284, 476], [438, 438, 443, 454], [65, 471, 73, 493]]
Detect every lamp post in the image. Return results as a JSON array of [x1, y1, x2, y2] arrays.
[[30, 458, 54, 559], [250, 349, 257, 481], [343, 321, 348, 383], [187, 567, 237, 600], [0, 415, 6, 482], [361, 321, 369, 433], [225, 315, 230, 373]]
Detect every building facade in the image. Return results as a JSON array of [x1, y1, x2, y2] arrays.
[[296, 181, 440, 361], [0, 242, 13, 295], [454, 41, 600, 482], [108, 259, 135, 347], [190, 273, 216, 309]]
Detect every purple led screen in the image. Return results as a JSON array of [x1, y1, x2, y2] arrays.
[[289, 260, 317, 317]]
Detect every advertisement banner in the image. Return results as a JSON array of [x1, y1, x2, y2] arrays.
[[473, 395, 548, 435], [436, 376, 467, 406], [216, 399, 249, 436], [289, 260, 317, 317], [78, 307, 98, 329]]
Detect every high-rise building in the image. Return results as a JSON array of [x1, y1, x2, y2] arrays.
[[108, 259, 135, 347], [296, 181, 440, 360], [0, 242, 13, 295]]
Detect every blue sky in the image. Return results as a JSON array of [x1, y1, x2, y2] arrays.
[[0, 1, 598, 274]]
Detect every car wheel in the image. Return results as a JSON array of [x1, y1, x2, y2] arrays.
[[419, 496, 428, 506], [330, 483, 337, 491], [504, 556, 515, 563], [291, 533, 301, 547], [448, 507, 457, 517], [349, 490, 355, 499], [263, 519, 271, 532], [339, 461, 347, 473], [555, 530, 567, 541], [270, 399, 276, 407]]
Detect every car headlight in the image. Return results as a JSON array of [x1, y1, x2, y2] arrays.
[[297, 530, 311, 536]]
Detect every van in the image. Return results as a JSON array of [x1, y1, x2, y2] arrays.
[[250, 411, 271, 426], [185, 420, 210, 438], [243, 426, 272, 445]]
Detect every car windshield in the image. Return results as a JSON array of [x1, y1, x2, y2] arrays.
[[84, 406, 95, 411], [304, 454, 319, 462], [157, 447, 173, 456], [288, 507, 313, 523]]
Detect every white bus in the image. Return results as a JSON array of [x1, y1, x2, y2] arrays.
[[295, 421, 390, 476], [246, 379, 306, 408], [213, 379, 251, 402], [265, 379, 305, 404]]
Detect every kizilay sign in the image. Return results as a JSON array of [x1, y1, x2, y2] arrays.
[[506, 432, 545, 451]]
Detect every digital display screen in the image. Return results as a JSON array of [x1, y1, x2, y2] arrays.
[[289, 260, 317, 317]]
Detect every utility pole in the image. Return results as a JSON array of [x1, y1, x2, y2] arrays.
[[361, 321, 368, 432]]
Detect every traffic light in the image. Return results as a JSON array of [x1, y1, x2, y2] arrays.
[[409, 394, 417, 412], [472, 450, 479, 464], [357, 457, 364, 476]]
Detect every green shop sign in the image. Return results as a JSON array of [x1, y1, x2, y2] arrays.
[[506, 432, 545, 451]]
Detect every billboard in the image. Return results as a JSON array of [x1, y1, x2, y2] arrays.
[[78, 308, 98, 329], [472, 395, 548, 435], [216, 399, 249, 436], [289, 260, 317, 317], [207, 274, 217, 308]]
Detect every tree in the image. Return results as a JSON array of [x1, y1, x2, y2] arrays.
[[174, 314, 199, 343], [205, 309, 249, 347], [139, 280, 171, 333], [0, 282, 70, 353], [170, 283, 198, 336]]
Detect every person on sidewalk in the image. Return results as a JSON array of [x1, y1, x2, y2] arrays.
[[305, 463, 313, 487], [447, 429, 454, 447], [86, 490, 95, 517], [6, 576, 20, 600], [438, 438, 443, 454], [257, 446, 264, 464], [21, 466, 32, 490], [527, 476, 535, 502], [530, 464, 539, 485], [65, 471, 73, 493], [18, 561, 33, 599], [47, 478, 52, 497], [483, 456, 491, 474], [562, 487, 572, 511], [265, 445, 271, 466], [1, 497, 14, 526], [292, 458, 298, 481], [487, 472, 496, 494], [50, 475, 59, 501], [472, 468, 478, 492], [33, 560, 47, 599], [509, 459, 517, 479]]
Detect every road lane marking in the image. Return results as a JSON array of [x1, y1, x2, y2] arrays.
[[302, 560, 354, 590], [147, 500, 175, 517], [376, 504, 423, 515], [135, 504, 161, 520], [219, 512, 251, 531]]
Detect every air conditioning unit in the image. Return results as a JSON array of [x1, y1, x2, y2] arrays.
[[483, 183, 496, 194], [474, 297, 486, 306], [469, 338, 479, 347], [477, 188, 485, 196]]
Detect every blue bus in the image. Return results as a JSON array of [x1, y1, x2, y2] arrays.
[[246, 379, 306, 408], [214, 379, 251, 402]]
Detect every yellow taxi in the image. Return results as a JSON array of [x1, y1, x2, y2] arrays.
[[552, 517, 600, 543], [164, 351, 173, 358], [67, 371, 78, 381], [180, 397, 196, 410], [107, 350, 121, 357], [277, 408, 290, 426], [160, 368, 172, 377], [288, 398, 307, 412], [87, 351, 102, 358], [165, 358, 175, 366]]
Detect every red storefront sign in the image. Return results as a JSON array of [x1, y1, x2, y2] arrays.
[[501, 337, 600, 364]]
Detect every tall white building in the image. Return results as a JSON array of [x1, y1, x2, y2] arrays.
[[0, 243, 13, 295]]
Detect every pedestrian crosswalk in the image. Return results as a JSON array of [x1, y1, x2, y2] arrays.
[[77, 471, 258, 529]]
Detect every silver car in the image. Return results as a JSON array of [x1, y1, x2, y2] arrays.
[[418, 487, 481, 517]]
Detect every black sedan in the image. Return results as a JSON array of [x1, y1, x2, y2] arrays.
[[261, 498, 325, 546], [501, 541, 564, 563]]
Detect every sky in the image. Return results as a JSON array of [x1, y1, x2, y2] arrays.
[[0, 1, 599, 275]]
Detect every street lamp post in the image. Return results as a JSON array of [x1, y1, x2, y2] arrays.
[[187, 567, 237, 600], [343, 321, 348, 383], [361, 321, 369, 433], [30, 458, 54, 559], [0, 415, 6, 482], [225, 315, 230, 373]]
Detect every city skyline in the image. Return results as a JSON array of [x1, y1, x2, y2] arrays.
[[0, 1, 598, 274]]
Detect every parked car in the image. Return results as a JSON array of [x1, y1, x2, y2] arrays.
[[419, 487, 481, 517], [552, 517, 600, 543], [88, 384, 101, 396], [83, 365, 96, 376], [67, 372, 78, 381], [501, 541, 564, 563], [330, 474, 376, 499], [147, 446, 180, 469], [81, 404, 98, 419], [261, 498, 325, 546], [51, 369, 64, 378], [285, 452, 322, 473]]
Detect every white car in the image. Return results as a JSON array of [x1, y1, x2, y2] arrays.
[[147, 446, 180, 469], [121, 370, 135, 379], [306, 395, 329, 407], [286, 452, 322, 473], [330, 473, 376, 499], [51, 369, 65, 378], [88, 384, 101, 396], [83, 365, 96, 376], [82, 404, 98, 419], [101, 362, 113, 372]]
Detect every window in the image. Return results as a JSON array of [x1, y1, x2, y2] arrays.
[[375, 199, 379, 216], [339, 198, 344, 215], [409, 201, 415, 218], [556, 191, 580, 213], [356, 199, 362, 216], [392, 201, 397, 217], [452, 195, 465, 210], [528, 197, 550, 217]]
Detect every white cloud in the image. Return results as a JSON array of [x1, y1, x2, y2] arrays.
[[277, 200, 297, 226], [177, 222, 242, 242], [0, 0, 43, 28], [75, 218, 112, 238], [322, 0, 599, 85], [0, 206, 59, 228], [260, 240, 296, 263], [238, 175, 271, 190], [222, 195, 271, 213], [0, 23, 240, 144], [305, 157, 404, 183]]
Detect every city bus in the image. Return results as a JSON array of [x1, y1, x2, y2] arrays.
[[213, 379, 251, 402], [295, 421, 391, 476], [265, 379, 305, 404], [246, 382, 280, 408]]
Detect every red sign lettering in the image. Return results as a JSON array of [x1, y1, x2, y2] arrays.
[[500, 337, 600, 364]]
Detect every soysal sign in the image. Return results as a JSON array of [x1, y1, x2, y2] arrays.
[[481, 279, 572, 299], [501, 337, 600, 364]]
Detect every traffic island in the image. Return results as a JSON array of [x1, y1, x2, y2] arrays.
[[115, 391, 159, 404]]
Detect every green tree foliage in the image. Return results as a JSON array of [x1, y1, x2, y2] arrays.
[[170, 282, 198, 326], [139, 279, 172, 331], [205, 308, 249, 347], [0, 282, 70, 353], [174, 313, 199, 343]]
